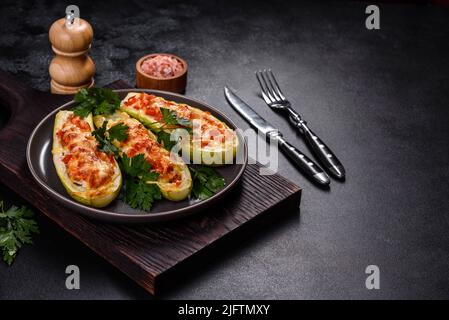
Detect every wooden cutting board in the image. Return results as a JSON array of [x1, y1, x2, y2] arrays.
[[0, 71, 301, 295]]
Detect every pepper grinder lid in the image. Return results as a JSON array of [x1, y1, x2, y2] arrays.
[[49, 7, 93, 56]]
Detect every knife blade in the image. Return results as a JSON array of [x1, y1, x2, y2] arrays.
[[224, 86, 330, 186]]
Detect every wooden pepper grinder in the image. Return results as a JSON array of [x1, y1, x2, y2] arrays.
[[49, 6, 95, 94]]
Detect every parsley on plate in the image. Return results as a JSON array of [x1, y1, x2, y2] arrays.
[[160, 107, 192, 128], [107, 123, 129, 142], [73, 88, 120, 118], [120, 154, 161, 211], [157, 130, 177, 151], [190, 166, 226, 200], [156, 108, 191, 151], [92, 121, 128, 157]]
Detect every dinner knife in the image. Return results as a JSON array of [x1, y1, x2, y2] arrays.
[[224, 86, 330, 186]]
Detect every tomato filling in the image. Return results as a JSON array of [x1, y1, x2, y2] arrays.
[[122, 93, 235, 148], [124, 93, 163, 121], [119, 118, 182, 184], [57, 114, 115, 189]]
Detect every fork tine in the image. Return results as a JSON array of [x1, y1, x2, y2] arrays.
[[267, 69, 286, 100], [259, 70, 277, 102], [256, 70, 275, 104], [255, 71, 267, 97], [260, 89, 271, 105], [261, 69, 281, 102]]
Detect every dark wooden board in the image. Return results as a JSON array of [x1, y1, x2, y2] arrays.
[[0, 70, 301, 295]]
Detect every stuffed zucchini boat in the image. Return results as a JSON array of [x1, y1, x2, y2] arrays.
[[52, 111, 122, 207], [93, 112, 192, 201], [119, 92, 238, 165]]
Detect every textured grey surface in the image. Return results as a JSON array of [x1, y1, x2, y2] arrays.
[[1, 0, 449, 299]]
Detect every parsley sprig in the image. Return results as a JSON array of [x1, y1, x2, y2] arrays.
[[157, 131, 177, 151], [157, 108, 192, 150], [92, 121, 162, 211], [190, 166, 225, 200], [73, 88, 120, 118], [120, 154, 161, 211], [92, 121, 128, 157], [108, 123, 129, 142], [0, 201, 39, 266], [160, 108, 179, 126], [160, 108, 191, 127]]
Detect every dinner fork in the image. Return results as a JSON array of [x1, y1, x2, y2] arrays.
[[256, 69, 345, 179]]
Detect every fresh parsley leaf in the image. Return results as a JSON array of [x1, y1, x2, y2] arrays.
[[157, 108, 192, 150], [190, 166, 225, 200], [73, 87, 120, 118], [108, 123, 129, 142], [160, 108, 192, 128], [160, 108, 179, 125], [0, 201, 39, 266], [120, 154, 151, 178], [92, 121, 120, 156], [122, 179, 161, 211], [95, 99, 116, 115], [92, 121, 128, 156], [157, 131, 177, 151], [100, 140, 120, 156], [119, 154, 161, 211], [92, 120, 107, 141], [72, 89, 93, 118]]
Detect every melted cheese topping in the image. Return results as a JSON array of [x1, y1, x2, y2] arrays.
[[57, 115, 115, 189], [106, 116, 182, 185], [123, 93, 236, 149]]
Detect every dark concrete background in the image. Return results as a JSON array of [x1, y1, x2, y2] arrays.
[[1, 0, 449, 299]]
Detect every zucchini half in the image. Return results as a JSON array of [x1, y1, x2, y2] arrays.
[[119, 92, 238, 165], [93, 112, 192, 201], [52, 111, 122, 207]]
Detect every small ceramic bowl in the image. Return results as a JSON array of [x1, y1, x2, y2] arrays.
[[136, 53, 188, 93]]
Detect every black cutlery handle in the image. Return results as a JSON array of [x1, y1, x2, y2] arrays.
[[300, 123, 345, 179], [275, 135, 330, 186]]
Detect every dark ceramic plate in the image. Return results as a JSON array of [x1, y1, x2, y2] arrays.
[[26, 89, 247, 223]]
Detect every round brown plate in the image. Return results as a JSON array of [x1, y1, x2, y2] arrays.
[[26, 89, 247, 223]]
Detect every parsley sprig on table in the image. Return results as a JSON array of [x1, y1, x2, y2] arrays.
[[190, 166, 226, 200], [120, 154, 161, 211], [0, 201, 39, 266], [92, 121, 129, 157], [73, 88, 121, 118]]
